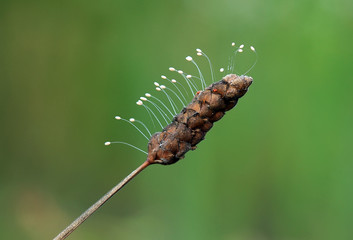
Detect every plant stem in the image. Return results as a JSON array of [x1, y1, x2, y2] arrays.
[[53, 160, 151, 240]]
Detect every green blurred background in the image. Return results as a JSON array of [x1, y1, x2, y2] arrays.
[[1, 0, 352, 239]]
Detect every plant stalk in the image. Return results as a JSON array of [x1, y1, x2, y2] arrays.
[[53, 160, 151, 240]]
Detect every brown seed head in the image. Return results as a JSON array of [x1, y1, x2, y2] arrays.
[[147, 74, 253, 165]]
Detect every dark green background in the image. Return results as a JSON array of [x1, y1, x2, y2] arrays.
[[1, 0, 352, 239]]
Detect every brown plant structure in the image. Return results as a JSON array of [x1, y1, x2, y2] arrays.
[[54, 45, 255, 240], [147, 74, 253, 165]]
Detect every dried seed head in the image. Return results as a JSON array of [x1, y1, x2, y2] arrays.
[[147, 73, 253, 165], [108, 41, 255, 166]]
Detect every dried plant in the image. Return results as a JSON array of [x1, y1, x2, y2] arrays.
[[54, 43, 256, 240]]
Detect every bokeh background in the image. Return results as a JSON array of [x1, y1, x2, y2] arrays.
[[1, 0, 352, 239]]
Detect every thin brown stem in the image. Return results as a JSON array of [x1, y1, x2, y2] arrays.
[[53, 160, 151, 240]]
